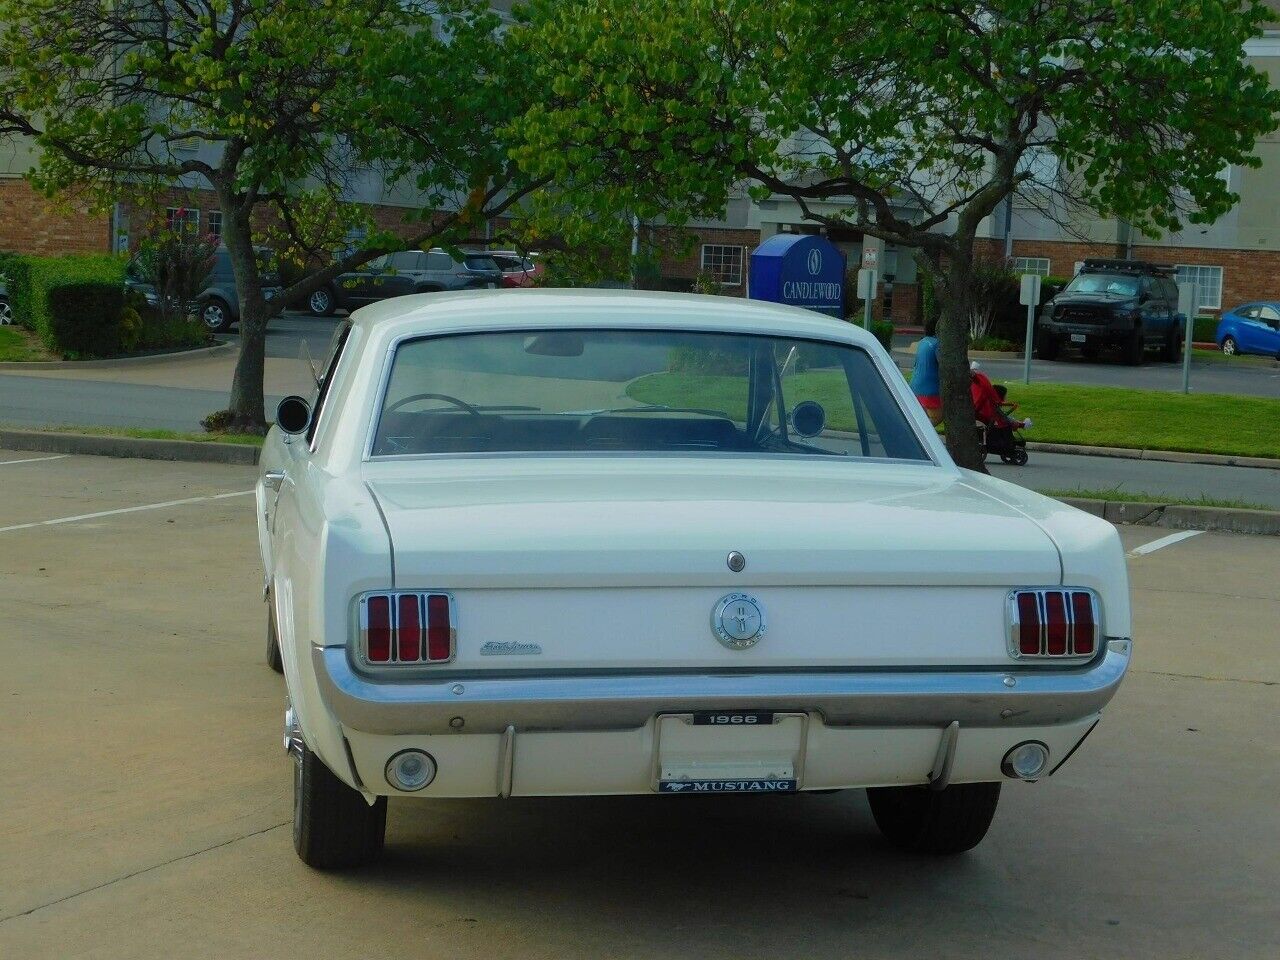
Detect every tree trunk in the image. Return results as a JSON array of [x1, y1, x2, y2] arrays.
[[220, 198, 270, 432], [936, 243, 986, 472]]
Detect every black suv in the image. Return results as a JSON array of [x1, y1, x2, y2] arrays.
[[307, 248, 503, 316], [1037, 259, 1184, 365]]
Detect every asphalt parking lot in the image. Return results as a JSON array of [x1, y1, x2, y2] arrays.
[[1, 450, 1277, 959]]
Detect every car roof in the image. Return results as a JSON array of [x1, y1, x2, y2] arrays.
[[349, 289, 872, 346]]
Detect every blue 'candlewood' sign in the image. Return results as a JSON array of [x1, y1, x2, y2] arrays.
[[748, 234, 846, 318]]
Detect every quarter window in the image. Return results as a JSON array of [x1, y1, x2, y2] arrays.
[[1012, 257, 1051, 277], [1174, 265, 1224, 310], [700, 245, 746, 287]]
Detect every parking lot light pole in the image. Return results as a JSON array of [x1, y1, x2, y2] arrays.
[[1178, 282, 1197, 394], [1020, 273, 1041, 385]]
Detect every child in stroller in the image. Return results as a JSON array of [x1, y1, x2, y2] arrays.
[[970, 368, 1030, 466]]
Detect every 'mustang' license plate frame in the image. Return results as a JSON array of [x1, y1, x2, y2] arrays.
[[652, 712, 808, 794]]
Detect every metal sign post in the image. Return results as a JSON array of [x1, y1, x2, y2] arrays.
[[1177, 281, 1197, 394], [1019, 273, 1042, 385], [857, 267, 877, 331]]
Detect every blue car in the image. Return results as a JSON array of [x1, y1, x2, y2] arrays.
[[1216, 302, 1280, 357]]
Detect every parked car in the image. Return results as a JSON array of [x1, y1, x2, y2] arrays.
[[0, 278, 10, 325], [125, 246, 284, 333], [1215, 302, 1280, 358], [487, 250, 544, 287], [1037, 259, 1183, 365], [306, 248, 503, 316], [258, 289, 1132, 869]]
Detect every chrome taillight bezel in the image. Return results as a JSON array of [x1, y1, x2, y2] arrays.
[[355, 590, 455, 668], [1006, 588, 1103, 662]]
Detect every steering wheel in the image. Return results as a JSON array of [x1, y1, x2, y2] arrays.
[[383, 392, 482, 417]]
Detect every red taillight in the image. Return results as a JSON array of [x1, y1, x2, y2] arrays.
[[397, 594, 422, 662], [361, 592, 452, 665], [1016, 592, 1041, 655], [1071, 591, 1096, 655], [366, 595, 392, 662], [1012, 589, 1099, 659], [426, 594, 451, 662], [1045, 591, 1068, 655]]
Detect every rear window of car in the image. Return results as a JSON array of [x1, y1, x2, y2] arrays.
[[371, 329, 929, 461], [464, 255, 500, 272]]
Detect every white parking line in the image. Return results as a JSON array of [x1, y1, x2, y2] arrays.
[[0, 489, 253, 534], [0, 455, 69, 466], [1129, 529, 1204, 557]]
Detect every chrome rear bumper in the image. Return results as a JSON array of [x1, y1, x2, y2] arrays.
[[313, 639, 1131, 736]]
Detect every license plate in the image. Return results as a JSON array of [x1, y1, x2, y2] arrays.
[[659, 779, 796, 794], [692, 711, 774, 726], [1071, 333, 1087, 343]]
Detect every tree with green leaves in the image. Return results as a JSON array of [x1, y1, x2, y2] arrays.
[[513, 0, 1279, 467], [0, 0, 548, 430]]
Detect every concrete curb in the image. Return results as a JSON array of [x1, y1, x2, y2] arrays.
[[0, 429, 260, 465], [0, 339, 234, 370], [1026, 442, 1280, 471], [1058, 497, 1280, 536]]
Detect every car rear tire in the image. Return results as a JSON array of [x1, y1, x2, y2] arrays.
[[201, 297, 232, 333], [1160, 327, 1180, 362], [0, 297, 12, 325], [308, 287, 335, 317], [1036, 333, 1060, 360], [867, 782, 1001, 855], [293, 741, 386, 869], [1221, 336, 1238, 356], [1123, 329, 1145, 366], [266, 603, 283, 674]]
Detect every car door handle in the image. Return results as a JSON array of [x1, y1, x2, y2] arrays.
[[263, 470, 286, 491]]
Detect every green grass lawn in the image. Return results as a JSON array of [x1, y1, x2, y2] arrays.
[[1190, 347, 1278, 367], [42, 425, 265, 446], [630, 370, 1280, 460], [0, 326, 55, 362]]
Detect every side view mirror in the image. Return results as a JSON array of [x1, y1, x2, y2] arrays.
[[276, 395, 312, 435], [791, 400, 827, 438]]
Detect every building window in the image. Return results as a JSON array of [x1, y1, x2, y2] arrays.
[[700, 244, 745, 287], [1012, 257, 1051, 277], [166, 207, 200, 234], [1175, 265, 1224, 311], [206, 211, 222, 238]]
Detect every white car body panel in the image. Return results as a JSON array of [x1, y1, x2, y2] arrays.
[[258, 290, 1131, 800]]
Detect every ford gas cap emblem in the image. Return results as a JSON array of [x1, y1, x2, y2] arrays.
[[726, 550, 746, 572], [712, 594, 766, 650]]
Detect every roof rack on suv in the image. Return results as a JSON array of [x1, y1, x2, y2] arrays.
[[1079, 258, 1175, 277]]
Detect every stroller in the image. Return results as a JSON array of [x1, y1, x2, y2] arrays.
[[971, 370, 1029, 466]]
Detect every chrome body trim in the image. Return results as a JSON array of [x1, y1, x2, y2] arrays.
[[927, 720, 960, 791], [498, 724, 516, 798], [314, 638, 1131, 736]]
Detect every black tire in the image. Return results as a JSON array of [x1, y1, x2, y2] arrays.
[[200, 297, 232, 333], [266, 603, 283, 674], [1160, 327, 1180, 362], [1036, 332, 1059, 360], [1123, 329, 1145, 366], [1011, 448, 1029, 466], [307, 286, 336, 317], [867, 782, 1001, 855], [1221, 335, 1238, 357], [0, 296, 12, 325], [293, 741, 387, 869]]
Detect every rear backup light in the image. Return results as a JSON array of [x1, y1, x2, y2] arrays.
[[359, 592, 454, 665], [1007, 589, 1101, 660], [1002, 741, 1050, 779], [385, 750, 436, 791]]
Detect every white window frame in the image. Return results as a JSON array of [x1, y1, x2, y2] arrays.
[[1012, 257, 1051, 277], [700, 244, 746, 287], [166, 207, 200, 234], [206, 210, 222, 237], [1174, 265, 1224, 311]]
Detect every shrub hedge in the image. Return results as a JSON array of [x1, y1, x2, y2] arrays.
[[0, 253, 127, 356]]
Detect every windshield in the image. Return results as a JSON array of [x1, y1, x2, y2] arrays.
[[371, 329, 929, 461], [1064, 273, 1140, 297]]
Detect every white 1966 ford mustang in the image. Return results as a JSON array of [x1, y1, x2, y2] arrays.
[[258, 289, 1131, 868]]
